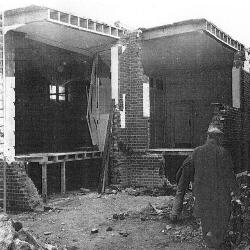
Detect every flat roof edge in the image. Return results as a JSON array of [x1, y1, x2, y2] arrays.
[[4, 5, 48, 16], [142, 18, 206, 32], [4, 5, 126, 39], [142, 19, 244, 51]]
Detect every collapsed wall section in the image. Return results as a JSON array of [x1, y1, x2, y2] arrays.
[[110, 34, 165, 187], [5, 161, 42, 211], [118, 31, 150, 150]]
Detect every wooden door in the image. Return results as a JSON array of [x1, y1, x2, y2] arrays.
[[172, 102, 193, 148]]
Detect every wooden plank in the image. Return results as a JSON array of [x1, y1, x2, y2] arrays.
[[61, 162, 66, 194], [147, 148, 193, 156], [98, 109, 113, 193], [41, 163, 47, 203], [15, 150, 103, 164]]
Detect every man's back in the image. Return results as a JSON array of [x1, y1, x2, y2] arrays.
[[192, 139, 238, 217]]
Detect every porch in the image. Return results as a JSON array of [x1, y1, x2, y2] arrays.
[[2, 5, 124, 200]]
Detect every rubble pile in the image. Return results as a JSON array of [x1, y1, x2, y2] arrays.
[[226, 185, 250, 249], [0, 213, 57, 250], [124, 183, 176, 197], [113, 184, 176, 197]]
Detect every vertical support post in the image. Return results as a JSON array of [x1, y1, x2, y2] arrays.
[[61, 161, 66, 194], [41, 163, 47, 203], [3, 25, 15, 162], [111, 45, 119, 105]]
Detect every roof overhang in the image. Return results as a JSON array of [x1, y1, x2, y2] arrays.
[[141, 19, 244, 75], [3, 5, 125, 57], [142, 19, 244, 51]]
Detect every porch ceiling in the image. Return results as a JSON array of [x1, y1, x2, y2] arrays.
[[141, 19, 244, 75], [14, 21, 116, 57], [4, 5, 123, 58], [142, 31, 236, 75]]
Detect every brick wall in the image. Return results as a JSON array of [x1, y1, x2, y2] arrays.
[[4, 161, 42, 211], [110, 32, 250, 186], [110, 31, 164, 187], [212, 102, 248, 173], [241, 70, 250, 176], [118, 31, 150, 150], [242, 70, 250, 140]]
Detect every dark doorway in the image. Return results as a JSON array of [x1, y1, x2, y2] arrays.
[[171, 101, 193, 148]]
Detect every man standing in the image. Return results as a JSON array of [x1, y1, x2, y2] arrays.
[[170, 124, 239, 249]]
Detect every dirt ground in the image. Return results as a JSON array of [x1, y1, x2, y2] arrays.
[[10, 192, 206, 250]]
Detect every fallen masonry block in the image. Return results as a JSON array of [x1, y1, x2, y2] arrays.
[[91, 228, 98, 234], [0, 214, 15, 250]]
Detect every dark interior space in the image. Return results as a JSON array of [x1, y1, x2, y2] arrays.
[[27, 159, 102, 195], [15, 38, 93, 154], [164, 155, 187, 183], [145, 32, 235, 149]]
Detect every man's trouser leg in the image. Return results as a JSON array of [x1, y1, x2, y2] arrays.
[[200, 206, 231, 249], [171, 171, 190, 219]]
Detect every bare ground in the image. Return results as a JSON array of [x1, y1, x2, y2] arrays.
[[10, 192, 206, 250]]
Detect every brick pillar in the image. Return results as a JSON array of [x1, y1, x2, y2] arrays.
[[212, 103, 243, 172], [110, 31, 165, 187], [118, 31, 150, 150], [6, 161, 42, 211]]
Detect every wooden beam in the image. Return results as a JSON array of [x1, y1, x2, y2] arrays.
[[61, 161, 66, 194], [41, 163, 47, 203]]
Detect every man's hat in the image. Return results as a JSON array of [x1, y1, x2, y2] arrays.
[[207, 124, 224, 134]]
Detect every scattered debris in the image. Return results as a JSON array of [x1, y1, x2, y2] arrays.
[[13, 238, 34, 250], [64, 246, 79, 250], [150, 203, 163, 215], [112, 213, 126, 220], [0, 213, 57, 250], [44, 206, 53, 212], [91, 228, 99, 234], [43, 231, 52, 236], [0, 214, 15, 249], [79, 188, 91, 195], [124, 184, 176, 197], [13, 221, 23, 232], [18, 228, 42, 248], [108, 184, 122, 192], [106, 227, 113, 231], [44, 243, 58, 250], [119, 231, 129, 237]]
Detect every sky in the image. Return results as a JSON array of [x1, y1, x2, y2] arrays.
[[1, 0, 250, 47]]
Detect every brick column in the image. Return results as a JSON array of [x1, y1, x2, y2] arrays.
[[110, 31, 165, 187]]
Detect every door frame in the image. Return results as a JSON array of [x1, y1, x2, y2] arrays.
[[169, 100, 194, 148]]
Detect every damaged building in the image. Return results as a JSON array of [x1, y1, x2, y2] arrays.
[[0, 5, 249, 211]]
